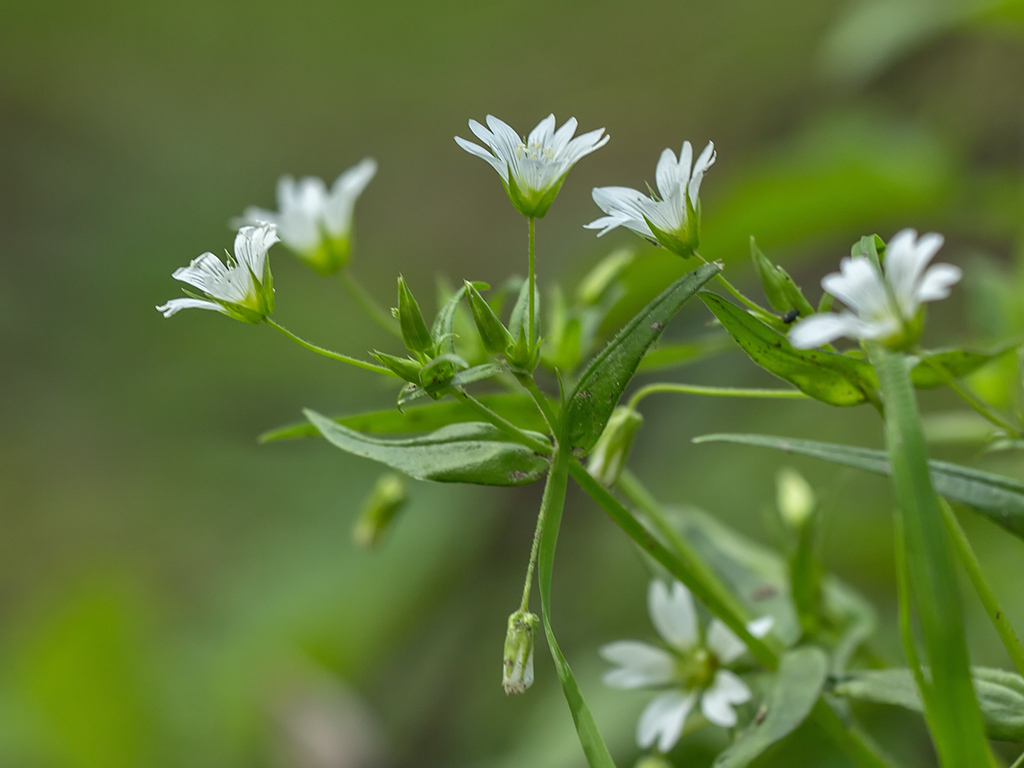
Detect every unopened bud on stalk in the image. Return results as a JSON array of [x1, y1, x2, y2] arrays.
[[587, 407, 644, 487], [776, 467, 816, 530], [502, 609, 539, 695], [396, 275, 434, 356], [353, 473, 408, 548]]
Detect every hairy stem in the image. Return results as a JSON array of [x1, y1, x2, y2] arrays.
[[265, 318, 397, 376], [628, 382, 806, 410]]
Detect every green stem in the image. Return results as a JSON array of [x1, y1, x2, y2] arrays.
[[572, 462, 896, 768], [893, 512, 928, 697], [871, 344, 994, 767], [941, 498, 1024, 677], [449, 389, 552, 454], [918, 355, 1020, 437], [337, 270, 402, 338], [628, 382, 806, 410], [694, 251, 764, 314], [264, 318, 397, 376], [516, 373, 559, 433], [528, 216, 536, 347]]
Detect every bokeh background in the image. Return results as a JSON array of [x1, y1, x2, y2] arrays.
[[3, 0, 1024, 766]]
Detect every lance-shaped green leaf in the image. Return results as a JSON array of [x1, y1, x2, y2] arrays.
[[259, 393, 548, 442], [693, 433, 1024, 541], [831, 667, 1024, 742], [700, 292, 878, 407], [565, 261, 721, 455], [712, 647, 829, 768], [304, 412, 549, 486], [397, 275, 433, 355]]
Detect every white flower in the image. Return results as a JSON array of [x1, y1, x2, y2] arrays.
[[601, 580, 773, 753], [789, 229, 961, 350], [156, 223, 278, 323], [240, 158, 377, 274], [455, 114, 609, 218], [585, 141, 716, 258]]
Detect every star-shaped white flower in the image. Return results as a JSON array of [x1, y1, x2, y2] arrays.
[[157, 223, 278, 323], [601, 580, 773, 753], [585, 141, 716, 258], [788, 229, 961, 350], [455, 114, 608, 218], [240, 158, 377, 274]]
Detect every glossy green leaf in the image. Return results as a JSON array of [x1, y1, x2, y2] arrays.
[[565, 262, 721, 455], [259, 393, 548, 442], [831, 667, 1024, 742], [699, 292, 877, 407], [712, 647, 829, 768], [694, 433, 1024, 541], [304, 412, 549, 486], [538, 445, 616, 768]]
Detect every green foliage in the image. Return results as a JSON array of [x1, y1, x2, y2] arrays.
[[712, 648, 829, 768], [304, 412, 550, 486], [565, 262, 721, 455], [694, 432, 1024, 541]]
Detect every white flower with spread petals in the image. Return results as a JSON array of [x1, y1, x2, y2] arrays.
[[241, 158, 377, 274], [789, 229, 961, 351], [456, 114, 609, 218], [601, 580, 773, 753], [585, 141, 716, 258], [157, 223, 278, 323]]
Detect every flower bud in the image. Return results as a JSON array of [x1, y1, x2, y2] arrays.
[[464, 281, 513, 355], [776, 467, 816, 530], [396, 275, 434, 356], [353, 473, 408, 548], [587, 407, 644, 487], [502, 610, 539, 695]]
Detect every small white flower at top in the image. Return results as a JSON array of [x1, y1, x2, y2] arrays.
[[456, 114, 609, 218], [788, 229, 961, 351], [586, 141, 716, 258], [601, 580, 772, 753], [240, 158, 377, 274], [156, 223, 278, 324]]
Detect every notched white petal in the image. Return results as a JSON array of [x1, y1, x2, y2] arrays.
[[600, 641, 675, 688], [649, 580, 698, 650], [637, 691, 697, 752], [700, 669, 751, 728], [788, 312, 866, 349], [156, 297, 224, 317]]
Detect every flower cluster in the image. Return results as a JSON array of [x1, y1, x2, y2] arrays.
[[602, 580, 772, 753]]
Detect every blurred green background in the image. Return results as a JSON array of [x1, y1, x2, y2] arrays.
[[3, 0, 1024, 765]]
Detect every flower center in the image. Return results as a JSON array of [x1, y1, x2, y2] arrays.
[[516, 141, 555, 162], [675, 646, 717, 690]]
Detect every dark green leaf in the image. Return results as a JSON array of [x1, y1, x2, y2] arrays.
[[910, 345, 1017, 388], [694, 433, 1024, 541], [566, 262, 721, 455], [700, 292, 878, 407], [304, 412, 549, 486], [712, 647, 829, 768], [831, 667, 1024, 742]]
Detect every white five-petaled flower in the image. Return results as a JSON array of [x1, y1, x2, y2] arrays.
[[156, 223, 278, 323], [788, 229, 961, 351], [601, 580, 773, 753], [585, 141, 716, 258], [240, 158, 377, 274], [455, 114, 609, 218]]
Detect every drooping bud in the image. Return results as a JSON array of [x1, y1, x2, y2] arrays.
[[353, 473, 408, 548], [502, 609, 539, 695], [396, 276, 434, 356], [776, 467, 816, 531], [587, 407, 644, 487], [464, 281, 513, 355]]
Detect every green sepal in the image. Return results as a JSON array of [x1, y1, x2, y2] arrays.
[[180, 288, 266, 325], [642, 205, 698, 259], [419, 352, 469, 397], [372, 351, 423, 384], [397, 363, 509, 408], [304, 411, 550, 486], [508, 277, 538, 344], [465, 281, 513, 355], [300, 235, 351, 275], [432, 281, 484, 354], [852, 234, 886, 269], [503, 168, 567, 219], [397, 275, 434, 355]]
